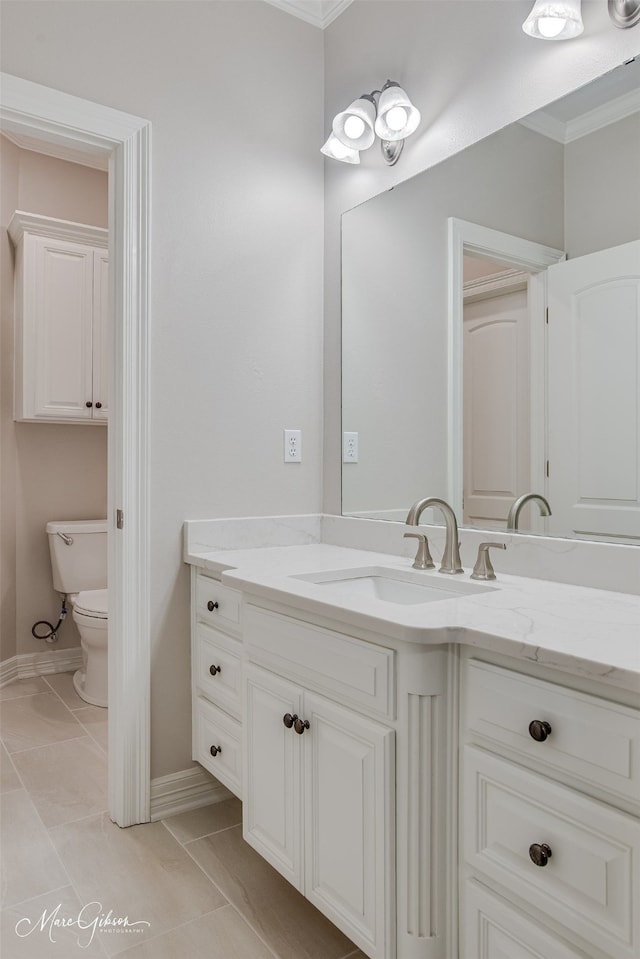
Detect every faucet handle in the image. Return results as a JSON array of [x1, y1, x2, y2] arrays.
[[404, 532, 435, 570], [470, 542, 506, 581]]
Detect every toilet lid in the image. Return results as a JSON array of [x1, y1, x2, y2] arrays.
[[74, 588, 108, 619]]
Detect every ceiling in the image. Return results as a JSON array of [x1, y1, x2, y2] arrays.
[[263, 0, 353, 29]]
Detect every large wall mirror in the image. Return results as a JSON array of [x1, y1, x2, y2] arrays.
[[342, 58, 640, 545]]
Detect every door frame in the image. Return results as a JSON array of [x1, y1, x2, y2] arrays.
[[447, 218, 565, 521], [1, 73, 151, 826]]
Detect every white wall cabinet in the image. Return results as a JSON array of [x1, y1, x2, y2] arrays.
[[8, 211, 109, 424]]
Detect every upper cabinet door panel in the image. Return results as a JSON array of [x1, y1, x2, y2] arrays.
[[92, 248, 110, 419], [32, 235, 95, 420]]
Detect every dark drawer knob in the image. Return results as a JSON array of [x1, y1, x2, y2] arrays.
[[209, 664, 221, 676], [294, 717, 310, 735], [529, 843, 552, 867], [207, 600, 219, 612], [283, 713, 297, 729], [209, 744, 222, 757], [95, 401, 103, 409], [529, 720, 552, 742], [86, 401, 93, 408]]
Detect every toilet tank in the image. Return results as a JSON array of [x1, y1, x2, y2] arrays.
[[46, 520, 108, 594]]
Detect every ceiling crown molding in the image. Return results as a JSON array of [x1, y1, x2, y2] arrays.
[[264, 0, 353, 29], [1, 130, 108, 170], [520, 86, 640, 144]]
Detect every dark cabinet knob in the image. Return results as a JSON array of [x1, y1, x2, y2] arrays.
[[529, 720, 552, 742], [294, 717, 310, 735], [207, 600, 219, 612], [529, 843, 552, 867], [209, 744, 222, 757], [95, 401, 102, 409], [209, 664, 221, 676], [283, 713, 297, 729], [86, 401, 93, 408]]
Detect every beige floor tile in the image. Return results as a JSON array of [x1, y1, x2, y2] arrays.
[[1, 693, 84, 753], [2, 885, 107, 957], [0, 789, 69, 908], [187, 825, 357, 959], [49, 813, 227, 956], [11, 735, 108, 828], [43, 670, 86, 710], [0, 742, 22, 793], [74, 705, 109, 752], [0, 678, 49, 702], [118, 903, 276, 959], [163, 797, 242, 844]]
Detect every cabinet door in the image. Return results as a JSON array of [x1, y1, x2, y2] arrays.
[[243, 665, 303, 889], [29, 235, 96, 420], [92, 249, 109, 419], [303, 691, 395, 959]]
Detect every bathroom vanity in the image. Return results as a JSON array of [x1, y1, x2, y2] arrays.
[[186, 518, 640, 959]]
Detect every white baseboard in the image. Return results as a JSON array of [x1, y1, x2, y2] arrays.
[[150, 765, 235, 822], [0, 647, 83, 687]]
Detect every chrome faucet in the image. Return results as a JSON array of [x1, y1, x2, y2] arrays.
[[405, 497, 463, 574], [507, 493, 552, 530]]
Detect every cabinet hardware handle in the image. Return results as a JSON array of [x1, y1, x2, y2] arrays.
[[529, 720, 552, 742], [209, 744, 222, 757], [207, 601, 219, 612], [209, 664, 221, 676], [283, 713, 297, 729], [86, 401, 93, 408], [95, 401, 102, 409], [294, 717, 310, 735], [529, 843, 552, 867]]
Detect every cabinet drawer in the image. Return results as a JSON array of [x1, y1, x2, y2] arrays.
[[465, 659, 640, 803], [195, 624, 242, 719], [194, 697, 242, 799], [463, 746, 640, 959], [195, 573, 241, 633], [244, 604, 395, 720], [461, 880, 587, 959]]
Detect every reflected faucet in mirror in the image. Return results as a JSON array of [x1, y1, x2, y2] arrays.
[[507, 493, 552, 531], [405, 497, 463, 574]]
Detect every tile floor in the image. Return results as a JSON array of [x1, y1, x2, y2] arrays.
[[1, 673, 365, 959]]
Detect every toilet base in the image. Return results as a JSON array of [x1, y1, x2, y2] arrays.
[[73, 668, 107, 708]]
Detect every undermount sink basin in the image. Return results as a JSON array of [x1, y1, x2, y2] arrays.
[[291, 566, 496, 606]]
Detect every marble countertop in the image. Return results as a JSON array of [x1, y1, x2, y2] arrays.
[[185, 541, 640, 693]]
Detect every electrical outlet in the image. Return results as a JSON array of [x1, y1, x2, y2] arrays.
[[284, 429, 302, 463], [343, 431, 359, 463]]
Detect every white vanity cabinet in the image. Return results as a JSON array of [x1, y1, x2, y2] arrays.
[[8, 211, 109, 424], [191, 569, 243, 798], [459, 653, 640, 959], [242, 604, 396, 959]]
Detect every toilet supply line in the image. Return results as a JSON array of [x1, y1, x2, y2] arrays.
[[31, 596, 68, 643]]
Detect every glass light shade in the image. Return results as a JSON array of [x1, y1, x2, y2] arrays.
[[320, 133, 360, 164], [374, 84, 421, 142], [522, 0, 584, 39], [332, 97, 376, 150]]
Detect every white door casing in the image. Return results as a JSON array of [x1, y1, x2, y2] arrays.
[[0, 73, 151, 826]]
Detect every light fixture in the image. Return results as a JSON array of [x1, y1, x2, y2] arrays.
[[322, 79, 421, 166], [609, 0, 640, 28], [522, 0, 584, 39]]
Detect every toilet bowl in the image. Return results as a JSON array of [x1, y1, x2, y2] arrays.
[[71, 588, 109, 707]]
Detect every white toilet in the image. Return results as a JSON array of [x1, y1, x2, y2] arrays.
[[46, 519, 108, 707]]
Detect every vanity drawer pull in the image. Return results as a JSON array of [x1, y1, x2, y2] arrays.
[[209, 664, 221, 676], [294, 717, 310, 735], [207, 600, 219, 612], [529, 842, 552, 867], [209, 744, 222, 757], [529, 720, 552, 742], [283, 713, 297, 728]]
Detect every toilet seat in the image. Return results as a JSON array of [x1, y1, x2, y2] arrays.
[[74, 588, 108, 620]]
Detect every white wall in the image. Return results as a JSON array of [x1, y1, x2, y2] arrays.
[[0, 0, 324, 779], [323, 0, 640, 513]]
